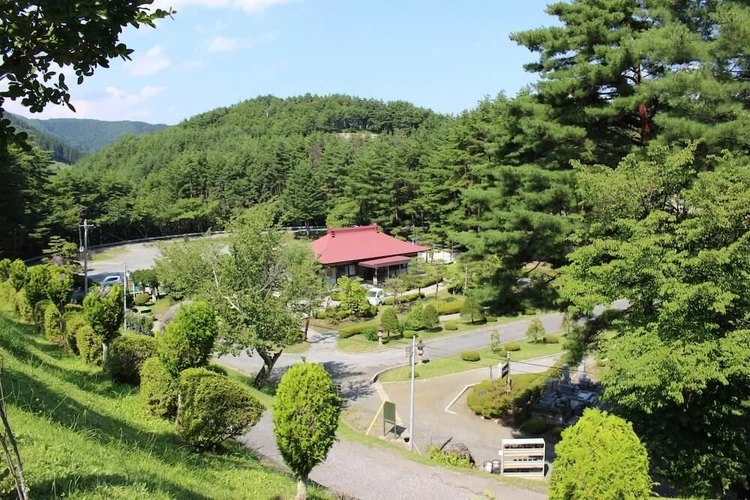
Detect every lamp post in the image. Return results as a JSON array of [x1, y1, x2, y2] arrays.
[[377, 325, 384, 346]]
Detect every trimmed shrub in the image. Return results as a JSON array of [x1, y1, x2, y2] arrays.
[[544, 334, 561, 344], [63, 303, 83, 313], [107, 334, 158, 385], [206, 363, 228, 376], [33, 299, 53, 330], [461, 351, 481, 362], [133, 293, 151, 306], [43, 303, 63, 344], [25, 265, 51, 307], [76, 325, 103, 364], [504, 342, 521, 352], [422, 304, 439, 330], [467, 372, 551, 421], [436, 299, 465, 315], [380, 307, 399, 338], [444, 320, 459, 331], [526, 318, 546, 343], [315, 310, 329, 320], [140, 357, 179, 418], [522, 417, 548, 435], [0, 258, 10, 282], [338, 320, 379, 338], [62, 311, 86, 353], [126, 310, 154, 335], [383, 291, 425, 306], [0, 282, 16, 308], [8, 260, 28, 291], [176, 369, 264, 449], [157, 301, 218, 376], [15, 289, 33, 322], [403, 305, 424, 331], [363, 326, 379, 342], [403, 330, 417, 339], [428, 443, 475, 469]]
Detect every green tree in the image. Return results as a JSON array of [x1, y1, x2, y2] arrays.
[[561, 146, 750, 497], [82, 285, 124, 365], [550, 409, 651, 500], [0, 258, 10, 281], [422, 304, 439, 330], [380, 307, 399, 339], [157, 301, 218, 376], [273, 363, 342, 500], [460, 293, 485, 324], [525, 318, 545, 344], [8, 260, 27, 291], [46, 266, 73, 308], [490, 330, 503, 356], [24, 264, 50, 306], [336, 276, 370, 317], [281, 160, 326, 236], [43, 302, 63, 344]]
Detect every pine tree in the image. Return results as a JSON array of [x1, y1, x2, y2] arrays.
[[281, 160, 326, 235]]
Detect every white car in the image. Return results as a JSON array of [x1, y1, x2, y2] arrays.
[[99, 275, 122, 286], [367, 287, 386, 306]]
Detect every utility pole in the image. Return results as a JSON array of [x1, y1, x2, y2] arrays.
[[408, 335, 416, 452], [123, 265, 128, 334], [506, 351, 512, 393], [79, 219, 95, 295]]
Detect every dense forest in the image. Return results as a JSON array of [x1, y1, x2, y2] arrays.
[[6, 112, 83, 164], [1, 0, 749, 497]]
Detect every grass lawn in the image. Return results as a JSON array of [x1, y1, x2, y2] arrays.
[[0, 306, 328, 499], [150, 296, 173, 317], [336, 313, 542, 354], [378, 337, 565, 382]]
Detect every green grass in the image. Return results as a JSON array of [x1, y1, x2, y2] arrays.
[[150, 296, 173, 317], [0, 307, 328, 499], [378, 337, 565, 382], [336, 313, 542, 354]]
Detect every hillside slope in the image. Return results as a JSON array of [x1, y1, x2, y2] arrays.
[[26, 116, 169, 152], [0, 308, 326, 499], [6, 112, 82, 164]]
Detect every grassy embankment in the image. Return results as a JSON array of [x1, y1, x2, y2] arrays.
[[0, 306, 327, 499]]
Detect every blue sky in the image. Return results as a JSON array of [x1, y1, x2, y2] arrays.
[[6, 0, 555, 125]]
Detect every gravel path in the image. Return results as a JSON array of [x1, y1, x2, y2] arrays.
[[241, 413, 547, 500]]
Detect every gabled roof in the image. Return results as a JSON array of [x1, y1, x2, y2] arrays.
[[311, 225, 429, 266]]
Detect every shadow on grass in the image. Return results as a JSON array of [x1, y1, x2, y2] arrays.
[[32, 471, 213, 500]]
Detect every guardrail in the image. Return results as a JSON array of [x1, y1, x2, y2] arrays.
[[24, 226, 328, 264]]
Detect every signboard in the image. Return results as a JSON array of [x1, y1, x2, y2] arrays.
[[500, 362, 510, 379], [383, 401, 397, 438]]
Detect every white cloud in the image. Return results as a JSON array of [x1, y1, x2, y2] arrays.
[[154, 0, 299, 14], [181, 60, 204, 69], [124, 45, 171, 76], [3, 86, 166, 121], [207, 36, 240, 53]]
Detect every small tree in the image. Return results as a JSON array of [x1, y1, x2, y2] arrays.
[[490, 330, 503, 355], [550, 409, 651, 500], [8, 260, 27, 292], [336, 276, 370, 317], [460, 293, 485, 324], [525, 318, 546, 344], [0, 259, 11, 282], [157, 301, 218, 376], [24, 265, 50, 306], [422, 304, 439, 330], [83, 285, 124, 365], [380, 307, 399, 339], [274, 363, 342, 500], [46, 266, 74, 309], [43, 303, 63, 344]]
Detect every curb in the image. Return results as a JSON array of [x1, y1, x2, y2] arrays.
[[444, 383, 477, 414]]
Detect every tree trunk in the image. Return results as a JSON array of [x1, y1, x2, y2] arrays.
[[304, 314, 311, 342], [305, 220, 311, 238], [0, 375, 28, 500], [296, 473, 309, 500], [253, 350, 282, 388], [101, 341, 110, 367]]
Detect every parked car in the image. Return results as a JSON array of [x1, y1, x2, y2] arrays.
[[367, 287, 386, 306], [99, 275, 122, 286]]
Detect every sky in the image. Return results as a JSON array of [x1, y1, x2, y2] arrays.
[[5, 0, 556, 125]]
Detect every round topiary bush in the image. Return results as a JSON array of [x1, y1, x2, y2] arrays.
[[175, 368, 264, 450], [107, 334, 157, 385], [133, 293, 151, 306], [76, 325, 103, 364], [544, 334, 560, 344], [15, 289, 33, 322], [363, 326, 379, 342], [504, 342, 521, 352], [521, 417, 548, 435], [140, 356, 178, 418], [444, 321, 459, 331], [461, 351, 481, 362], [43, 302, 63, 344]]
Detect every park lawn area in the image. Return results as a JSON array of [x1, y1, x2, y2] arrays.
[[0, 307, 328, 499], [150, 296, 173, 316], [336, 312, 543, 354], [378, 337, 565, 382]]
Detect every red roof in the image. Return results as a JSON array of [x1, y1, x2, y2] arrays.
[[311, 225, 429, 266], [359, 255, 412, 268]]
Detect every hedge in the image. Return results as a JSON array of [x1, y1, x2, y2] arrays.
[[444, 320, 459, 331], [436, 299, 465, 315], [133, 293, 151, 306], [544, 334, 560, 344], [383, 291, 425, 306], [461, 351, 481, 362], [338, 320, 379, 338], [43, 303, 63, 344], [403, 330, 417, 339], [107, 334, 158, 385], [504, 342, 521, 352], [140, 356, 178, 418], [33, 299, 53, 330], [62, 311, 86, 353], [76, 325, 102, 364], [521, 417, 547, 435], [467, 371, 553, 422], [15, 289, 33, 322]]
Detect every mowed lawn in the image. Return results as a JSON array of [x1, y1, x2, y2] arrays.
[[379, 337, 565, 382], [0, 308, 328, 499]]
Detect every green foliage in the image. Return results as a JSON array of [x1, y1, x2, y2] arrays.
[[427, 445, 474, 469], [46, 266, 74, 308], [83, 285, 124, 346], [43, 302, 63, 344], [139, 356, 178, 418], [125, 310, 154, 335], [106, 334, 157, 385], [466, 371, 549, 421], [436, 299, 465, 315], [131, 268, 160, 289], [273, 363, 342, 494], [403, 304, 424, 331], [26, 117, 169, 153], [75, 324, 102, 364], [383, 291, 424, 306], [460, 351, 480, 362], [281, 160, 326, 230], [33, 298, 53, 330], [504, 342, 521, 352], [550, 409, 651, 500], [157, 301, 218, 376], [0, 258, 10, 281], [62, 311, 85, 353], [25, 264, 50, 306], [337, 320, 379, 338], [335, 276, 370, 317], [133, 293, 150, 306], [490, 330, 503, 355], [520, 417, 547, 435], [4, 113, 82, 163], [422, 304, 439, 330], [8, 260, 27, 291], [543, 334, 560, 344], [402, 330, 417, 339], [363, 327, 379, 342], [176, 369, 264, 450], [525, 318, 546, 343], [14, 289, 32, 322], [0, 282, 16, 309], [444, 320, 458, 331], [380, 307, 399, 337], [460, 294, 485, 324]]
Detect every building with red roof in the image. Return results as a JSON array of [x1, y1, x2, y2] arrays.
[[312, 225, 429, 285]]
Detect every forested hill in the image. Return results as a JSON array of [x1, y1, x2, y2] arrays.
[[6, 112, 83, 164], [23, 115, 169, 152]]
